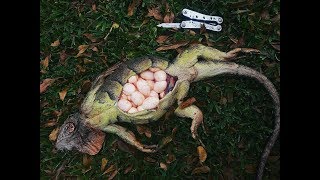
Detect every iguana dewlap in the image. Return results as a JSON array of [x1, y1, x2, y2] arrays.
[[56, 44, 280, 180]]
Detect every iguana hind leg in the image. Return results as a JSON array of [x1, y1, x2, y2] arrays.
[[175, 105, 205, 147], [104, 124, 158, 153]]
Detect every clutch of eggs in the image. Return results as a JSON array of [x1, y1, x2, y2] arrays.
[[117, 68, 168, 113]]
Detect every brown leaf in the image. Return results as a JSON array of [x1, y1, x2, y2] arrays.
[[124, 164, 133, 174], [260, 9, 270, 20], [166, 154, 176, 164], [160, 162, 167, 171], [245, 164, 256, 174], [156, 41, 189, 51], [91, 46, 98, 52], [136, 125, 145, 135], [51, 40, 60, 47], [197, 146, 207, 163], [159, 136, 172, 148], [127, 0, 141, 17], [163, 12, 174, 23], [76, 64, 86, 73], [59, 50, 68, 65], [83, 58, 94, 64], [200, 24, 206, 34], [156, 35, 169, 44], [76, 45, 89, 57], [103, 164, 115, 175], [49, 127, 59, 141], [147, 7, 163, 21], [270, 41, 280, 51], [189, 30, 196, 36], [144, 157, 157, 163], [44, 119, 57, 128], [59, 88, 68, 101], [40, 101, 49, 108], [92, 4, 96, 12], [53, 110, 62, 117], [144, 128, 152, 138], [179, 97, 196, 109], [83, 33, 97, 42], [101, 158, 108, 171], [108, 170, 118, 180], [40, 78, 55, 94], [41, 56, 50, 69], [191, 166, 210, 175], [230, 35, 245, 49], [83, 154, 92, 168]]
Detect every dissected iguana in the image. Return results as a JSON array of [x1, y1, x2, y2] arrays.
[[55, 44, 280, 180]]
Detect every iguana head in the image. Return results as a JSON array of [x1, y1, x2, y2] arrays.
[[55, 113, 105, 155]]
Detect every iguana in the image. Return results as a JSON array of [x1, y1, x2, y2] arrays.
[[56, 44, 280, 180]]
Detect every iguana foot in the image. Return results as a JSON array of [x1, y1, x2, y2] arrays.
[[224, 48, 260, 60]]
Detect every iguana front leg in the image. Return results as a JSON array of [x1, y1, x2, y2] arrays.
[[104, 124, 158, 153]]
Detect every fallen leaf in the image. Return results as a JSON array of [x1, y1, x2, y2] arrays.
[[245, 164, 256, 174], [108, 170, 118, 180], [147, 7, 163, 21], [101, 158, 108, 171], [112, 22, 119, 29], [59, 88, 68, 101], [200, 24, 206, 34], [49, 127, 59, 141], [91, 46, 98, 52], [159, 136, 172, 148], [83, 58, 94, 64], [76, 45, 89, 57], [40, 69, 47, 74], [83, 154, 92, 168], [136, 125, 145, 135], [189, 30, 196, 36], [44, 119, 57, 128], [156, 41, 189, 51], [103, 164, 115, 175], [127, 0, 141, 17], [230, 35, 245, 49], [163, 12, 174, 23], [144, 128, 152, 138], [59, 50, 68, 65], [156, 35, 169, 44], [260, 9, 270, 20], [83, 33, 97, 43], [160, 162, 167, 171], [40, 78, 55, 94], [52, 110, 62, 117], [124, 164, 133, 174], [41, 56, 50, 69], [191, 166, 210, 175], [92, 4, 96, 11], [51, 40, 60, 47], [40, 101, 49, 108], [179, 97, 196, 109], [166, 154, 176, 164], [270, 41, 280, 51], [144, 157, 157, 163], [76, 65, 86, 73], [197, 146, 207, 163]]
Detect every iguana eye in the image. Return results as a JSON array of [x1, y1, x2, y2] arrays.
[[64, 122, 75, 133]]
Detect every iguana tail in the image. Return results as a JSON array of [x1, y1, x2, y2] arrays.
[[193, 61, 280, 180]]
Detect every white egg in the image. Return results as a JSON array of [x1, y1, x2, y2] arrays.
[[140, 70, 154, 80], [160, 91, 165, 99], [149, 90, 159, 98], [154, 70, 167, 81], [117, 99, 132, 112], [153, 81, 167, 93], [136, 79, 151, 96], [131, 91, 145, 106], [149, 67, 161, 72], [123, 83, 136, 95], [137, 106, 145, 111], [147, 80, 155, 90], [121, 93, 127, 100], [128, 107, 138, 113], [128, 75, 138, 84], [141, 97, 160, 110]]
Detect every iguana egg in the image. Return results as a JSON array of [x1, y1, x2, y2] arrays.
[[140, 70, 154, 80], [154, 81, 167, 93], [137, 106, 145, 111], [147, 80, 155, 90], [141, 97, 160, 110], [123, 83, 136, 95], [136, 79, 150, 96], [149, 67, 160, 72], [121, 94, 127, 100], [117, 99, 132, 112], [160, 91, 165, 99], [154, 70, 167, 81], [128, 75, 138, 84], [128, 107, 138, 113], [131, 91, 145, 106], [149, 90, 159, 98]]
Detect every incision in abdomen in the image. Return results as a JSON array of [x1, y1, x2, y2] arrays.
[[117, 67, 176, 113]]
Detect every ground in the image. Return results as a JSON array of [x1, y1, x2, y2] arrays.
[[40, 0, 280, 179]]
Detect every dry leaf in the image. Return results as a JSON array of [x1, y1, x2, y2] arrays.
[[101, 158, 108, 171], [40, 78, 55, 94], [92, 4, 96, 11], [41, 56, 49, 69], [59, 50, 68, 65], [191, 166, 210, 175], [76, 65, 86, 73], [200, 24, 206, 34], [53, 110, 62, 117], [83, 33, 97, 42], [108, 170, 118, 180], [40, 101, 49, 108], [156, 35, 169, 44], [49, 127, 59, 141], [147, 7, 163, 21], [245, 164, 256, 174], [136, 125, 145, 135], [84, 58, 94, 64], [91, 46, 98, 52], [76, 45, 89, 57], [159, 136, 172, 148], [163, 12, 174, 23], [127, 0, 141, 17], [197, 146, 207, 163], [112, 23, 119, 29], [44, 119, 57, 128], [144, 156, 157, 163], [124, 164, 133, 174], [270, 41, 280, 51], [144, 128, 151, 138], [179, 97, 196, 109], [260, 9, 270, 20], [156, 41, 189, 51], [160, 162, 167, 171], [230, 35, 245, 48], [83, 154, 92, 168], [189, 30, 196, 36], [103, 164, 115, 175], [51, 40, 60, 47], [166, 154, 176, 164], [59, 88, 68, 101]]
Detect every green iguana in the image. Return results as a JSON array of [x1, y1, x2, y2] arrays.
[[56, 44, 280, 180]]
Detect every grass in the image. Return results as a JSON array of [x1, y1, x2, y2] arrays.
[[40, 0, 280, 179]]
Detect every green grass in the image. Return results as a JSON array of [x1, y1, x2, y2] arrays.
[[40, 0, 280, 179]]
